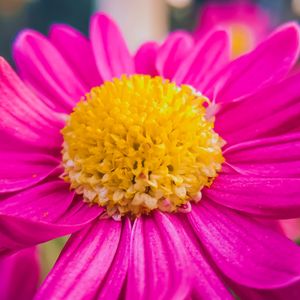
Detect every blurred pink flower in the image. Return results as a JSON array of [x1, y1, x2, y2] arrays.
[[0, 248, 40, 300], [0, 13, 300, 299], [195, 0, 271, 57]]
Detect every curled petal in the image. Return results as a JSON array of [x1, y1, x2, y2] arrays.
[[188, 201, 300, 289]]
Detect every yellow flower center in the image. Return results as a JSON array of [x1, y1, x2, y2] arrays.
[[62, 75, 224, 218]]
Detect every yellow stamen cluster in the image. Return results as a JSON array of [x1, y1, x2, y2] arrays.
[[62, 75, 224, 217]]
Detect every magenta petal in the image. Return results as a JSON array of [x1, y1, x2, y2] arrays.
[[126, 211, 190, 300], [156, 31, 194, 80], [0, 58, 63, 149], [95, 218, 131, 299], [0, 180, 75, 222], [36, 218, 128, 300], [216, 72, 300, 144], [174, 30, 230, 90], [205, 173, 300, 219], [90, 13, 134, 81], [0, 180, 102, 254], [13, 30, 87, 112], [134, 42, 159, 76], [224, 133, 300, 177], [232, 282, 300, 300], [0, 152, 59, 193], [205, 23, 300, 102], [168, 214, 234, 299], [188, 201, 300, 289], [49, 24, 102, 89], [0, 247, 39, 300]]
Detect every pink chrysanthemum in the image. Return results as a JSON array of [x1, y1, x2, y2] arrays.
[[195, 0, 271, 57], [1, 13, 300, 299]]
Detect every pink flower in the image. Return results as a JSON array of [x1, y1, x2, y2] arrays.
[[195, 0, 271, 57], [0, 248, 39, 300], [1, 13, 300, 299]]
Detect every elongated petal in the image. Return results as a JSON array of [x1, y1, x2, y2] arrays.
[[215, 72, 300, 144], [0, 58, 63, 149], [49, 24, 102, 89], [188, 201, 300, 288], [0, 248, 39, 300], [126, 212, 190, 300], [205, 173, 300, 218], [14, 30, 87, 113], [90, 13, 134, 81], [0, 179, 102, 254], [94, 218, 131, 300], [174, 30, 230, 90], [223, 133, 300, 177], [205, 23, 300, 102], [36, 218, 128, 300], [168, 214, 234, 300], [135, 42, 159, 76], [156, 31, 194, 80], [0, 152, 59, 193]]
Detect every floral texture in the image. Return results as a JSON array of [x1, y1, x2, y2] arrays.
[[0, 248, 40, 300], [1, 12, 300, 299]]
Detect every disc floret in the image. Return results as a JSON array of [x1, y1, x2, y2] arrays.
[[62, 75, 224, 217]]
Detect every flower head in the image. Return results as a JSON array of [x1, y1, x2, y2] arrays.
[[0, 12, 300, 299], [62, 75, 223, 217]]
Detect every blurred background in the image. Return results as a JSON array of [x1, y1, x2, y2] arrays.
[[0, 0, 299, 64]]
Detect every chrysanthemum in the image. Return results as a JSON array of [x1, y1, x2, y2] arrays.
[[195, 0, 271, 57], [1, 12, 300, 299]]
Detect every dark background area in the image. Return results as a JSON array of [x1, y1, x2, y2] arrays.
[[0, 0, 296, 64]]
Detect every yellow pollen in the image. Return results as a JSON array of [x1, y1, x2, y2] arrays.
[[62, 75, 224, 217]]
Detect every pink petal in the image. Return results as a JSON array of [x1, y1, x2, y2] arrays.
[[223, 133, 300, 177], [49, 24, 102, 89], [205, 23, 300, 102], [0, 57, 63, 149], [205, 173, 300, 219], [93, 218, 131, 299], [36, 218, 129, 300], [13, 30, 87, 113], [188, 201, 300, 288], [0, 178, 102, 255], [0, 152, 59, 193], [90, 13, 134, 81], [134, 42, 159, 76], [0, 247, 39, 300], [195, 2, 271, 57], [168, 214, 234, 299], [233, 282, 300, 300], [156, 31, 194, 80], [174, 30, 230, 90], [215, 72, 300, 144], [126, 211, 190, 299]]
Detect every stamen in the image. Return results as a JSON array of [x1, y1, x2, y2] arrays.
[[62, 75, 224, 217]]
